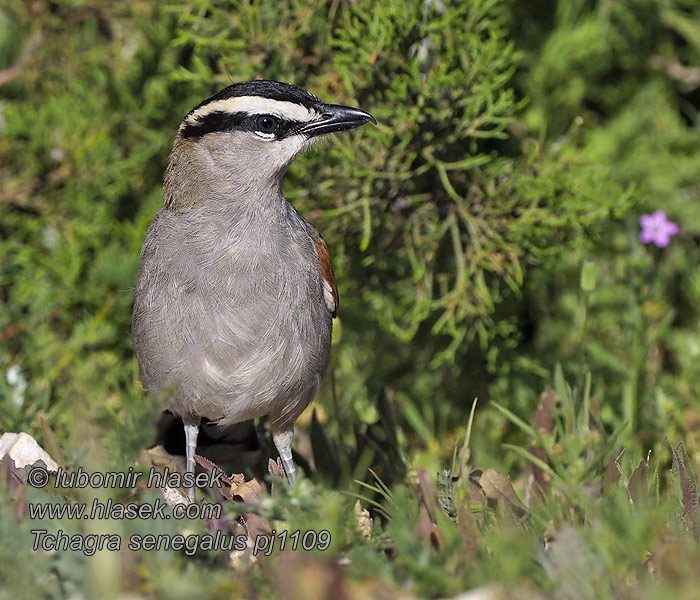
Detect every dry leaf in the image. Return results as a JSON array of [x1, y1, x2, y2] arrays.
[[194, 454, 234, 486], [137, 444, 190, 499], [479, 469, 526, 519], [226, 475, 271, 540], [626, 453, 650, 506], [526, 388, 556, 500], [271, 554, 349, 600], [417, 468, 439, 523], [671, 441, 699, 540], [415, 468, 444, 549], [0, 432, 59, 475], [534, 388, 556, 434], [269, 457, 285, 479], [601, 449, 623, 493], [0, 432, 59, 520], [230, 476, 265, 503], [161, 485, 190, 508], [137, 445, 181, 473], [456, 497, 482, 560]]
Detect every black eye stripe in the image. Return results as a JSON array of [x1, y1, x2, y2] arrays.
[[181, 111, 246, 138], [181, 111, 305, 140]]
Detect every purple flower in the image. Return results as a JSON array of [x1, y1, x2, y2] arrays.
[[639, 210, 679, 248]]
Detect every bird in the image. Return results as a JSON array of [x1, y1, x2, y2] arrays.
[[132, 80, 375, 500]]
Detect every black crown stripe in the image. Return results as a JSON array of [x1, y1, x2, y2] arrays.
[[185, 80, 322, 121]]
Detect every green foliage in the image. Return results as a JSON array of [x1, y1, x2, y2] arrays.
[[497, 0, 700, 451]]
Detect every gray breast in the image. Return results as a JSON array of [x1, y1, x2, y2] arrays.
[[132, 200, 332, 428]]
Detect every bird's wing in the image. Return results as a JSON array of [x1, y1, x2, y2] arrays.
[[308, 228, 339, 318]]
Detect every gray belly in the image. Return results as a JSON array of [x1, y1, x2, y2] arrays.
[[132, 209, 332, 428]]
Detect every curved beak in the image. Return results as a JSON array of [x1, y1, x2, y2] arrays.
[[300, 103, 377, 138]]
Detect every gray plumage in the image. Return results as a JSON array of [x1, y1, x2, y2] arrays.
[[132, 81, 374, 493]]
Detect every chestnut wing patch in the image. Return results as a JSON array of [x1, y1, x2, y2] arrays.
[[312, 236, 339, 318]]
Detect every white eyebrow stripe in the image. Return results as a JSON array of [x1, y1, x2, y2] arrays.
[[183, 96, 316, 126]]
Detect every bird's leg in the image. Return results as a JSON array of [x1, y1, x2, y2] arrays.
[[183, 416, 200, 502], [272, 428, 296, 484]]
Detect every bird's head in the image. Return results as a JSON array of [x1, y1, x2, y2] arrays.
[[165, 80, 375, 208]]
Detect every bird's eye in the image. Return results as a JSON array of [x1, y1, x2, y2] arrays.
[[256, 115, 279, 134]]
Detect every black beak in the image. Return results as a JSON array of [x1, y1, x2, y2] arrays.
[[300, 103, 377, 138]]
